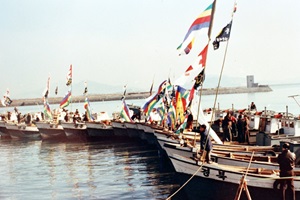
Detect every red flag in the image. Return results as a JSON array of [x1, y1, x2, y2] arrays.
[[198, 44, 208, 67], [185, 65, 193, 76]]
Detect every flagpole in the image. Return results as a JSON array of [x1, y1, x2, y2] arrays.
[[193, 0, 217, 146], [71, 65, 73, 113], [207, 0, 237, 144]]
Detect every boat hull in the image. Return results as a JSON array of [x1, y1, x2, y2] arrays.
[[111, 121, 127, 137], [169, 154, 300, 200], [0, 121, 11, 138], [35, 122, 66, 140], [85, 122, 114, 137], [5, 123, 40, 139], [61, 122, 88, 140]]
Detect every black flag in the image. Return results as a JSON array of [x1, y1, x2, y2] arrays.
[[193, 70, 205, 89], [83, 87, 88, 95], [5, 97, 12, 106], [55, 86, 58, 95], [213, 20, 232, 50]]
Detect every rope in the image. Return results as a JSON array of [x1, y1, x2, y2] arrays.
[[166, 161, 204, 200]]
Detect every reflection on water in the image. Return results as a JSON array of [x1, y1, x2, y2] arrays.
[[0, 138, 184, 199]]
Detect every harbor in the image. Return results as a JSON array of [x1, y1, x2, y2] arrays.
[[0, 83, 299, 199], [1, 0, 300, 199]]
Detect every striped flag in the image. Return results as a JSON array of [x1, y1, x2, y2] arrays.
[[167, 102, 176, 130], [142, 80, 167, 116], [84, 97, 94, 121], [175, 113, 189, 134], [43, 99, 52, 120], [59, 90, 72, 108], [120, 99, 132, 122], [177, 1, 215, 55]]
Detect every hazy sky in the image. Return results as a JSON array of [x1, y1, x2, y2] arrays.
[[1, 0, 300, 98]]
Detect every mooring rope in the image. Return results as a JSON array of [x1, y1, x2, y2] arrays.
[[166, 161, 205, 200]]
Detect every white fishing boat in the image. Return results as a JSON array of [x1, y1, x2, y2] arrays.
[[123, 121, 139, 138], [0, 120, 11, 138], [85, 111, 114, 137], [5, 122, 40, 139], [86, 121, 114, 137], [61, 121, 88, 140], [111, 120, 127, 137], [35, 121, 66, 140], [169, 153, 300, 200]]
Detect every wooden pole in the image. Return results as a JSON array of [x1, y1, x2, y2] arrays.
[[234, 151, 254, 200]]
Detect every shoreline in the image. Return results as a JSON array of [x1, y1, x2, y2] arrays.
[[3, 85, 272, 107]]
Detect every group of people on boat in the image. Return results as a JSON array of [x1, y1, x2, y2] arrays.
[[219, 111, 250, 144]]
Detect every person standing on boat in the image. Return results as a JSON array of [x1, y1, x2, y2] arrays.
[[222, 112, 232, 143], [236, 114, 245, 143], [244, 115, 250, 144], [199, 124, 213, 164], [250, 102, 257, 111], [277, 143, 296, 200]]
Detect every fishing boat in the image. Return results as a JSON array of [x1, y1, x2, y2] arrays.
[[86, 121, 114, 138], [111, 120, 127, 137], [123, 121, 140, 138], [61, 121, 88, 140], [35, 121, 66, 140], [0, 121, 11, 138], [168, 153, 300, 200], [138, 123, 157, 145], [135, 123, 147, 141], [85, 111, 114, 137], [5, 122, 40, 139]]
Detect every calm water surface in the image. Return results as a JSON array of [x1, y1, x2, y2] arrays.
[[0, 138, 183, 200]]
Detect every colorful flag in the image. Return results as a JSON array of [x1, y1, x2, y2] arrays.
[[59, 90, 71, 108], [142, 80, 167, 116], [213, 20, 232, 50], [167, 102, 176, 130], [66, 65, 72, 86], [43, 99, 52, 120], [175, 86, 189, 124], [84, 97, 94, 121], [156, 103, 165, 123], [179, 38, 195, 56], [175, 113, 189, 134], [177, 2, 215, 55], [143, 94, 160, 117], [120, 99, 132, 122]]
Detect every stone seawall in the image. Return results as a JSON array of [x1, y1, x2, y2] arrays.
[[4, 85, 272, 107]]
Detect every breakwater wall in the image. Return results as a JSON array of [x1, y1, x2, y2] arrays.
[[4, 85, 272, 107]]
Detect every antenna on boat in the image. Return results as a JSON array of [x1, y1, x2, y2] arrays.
[[288, 94, 300, 108]]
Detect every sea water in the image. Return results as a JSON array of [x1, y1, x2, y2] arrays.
[[0, 138, 186, 200]]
